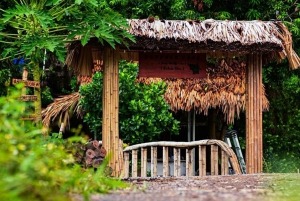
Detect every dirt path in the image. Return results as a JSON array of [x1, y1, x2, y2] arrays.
[[74, 174, 300, 201]]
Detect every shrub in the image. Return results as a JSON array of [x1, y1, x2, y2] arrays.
[[0, 86, 126, 201]]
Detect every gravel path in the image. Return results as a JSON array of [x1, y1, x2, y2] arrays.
[[74, 174, 300, 201]]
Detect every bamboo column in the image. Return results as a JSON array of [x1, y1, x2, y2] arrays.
[[246, 54, 263, 173], [102, 46, 121, 176]]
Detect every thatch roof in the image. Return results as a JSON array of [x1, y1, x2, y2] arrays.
[[126, 19, 300, 69], [137, 58, 269, 123], [42, 92, 82, 128]]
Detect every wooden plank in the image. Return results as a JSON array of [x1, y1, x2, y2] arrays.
[[173, 148, 178, 176], [12, 79, 40, 88], [139, 53, 206, 78], [163, 146, 169, 177], [186, 148, 190, 177], [214, 145, 219, 175], [210, 145, 218, 175], [186, 148, 193, 176], [177, 148, 181, 176], [18, 95, 38, 102], [151, 146, 157, 177], [141, 147, 147, 177], [132, 149, 138, 177], [221, 150, 229, 175], [21, 114, 36, 121], [124, 152, 129, 178], [199, 145, 206, 176]]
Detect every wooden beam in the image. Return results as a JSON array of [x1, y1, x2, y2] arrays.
[[246, 54, 263, 173], [102, 46, 121, 176]]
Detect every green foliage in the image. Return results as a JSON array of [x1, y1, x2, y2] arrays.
[[41, 86, 53, 107], [262, 64, 300, 173], [80, 61, 180, 144], [0, 87, 127, 201]]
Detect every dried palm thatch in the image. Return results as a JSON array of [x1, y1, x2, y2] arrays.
[[42, 92, 82, 129], [126, 19, 300, 69], [137, 58, 269, 123]]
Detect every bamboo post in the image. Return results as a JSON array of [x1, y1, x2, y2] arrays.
[[151, 146, 157, 177], [132, 149, 138, 177], [102, 46, 121, 176], [124, 152, 129, 178], [177, 148, 181, 176], [174, 148, 178, 176], [163, 146, 169, 177], [141, 147, 147, 177], [173, 148, 181, 176], [221, 150, 229, 175], [119, 139, 124, 175], [210, 145, 218, 175], [246, 54, 263, 173], [199, 145, 206, 176], [186, 148, 193, 176]]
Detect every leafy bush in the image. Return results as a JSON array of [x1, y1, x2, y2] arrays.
[[41, 86, 53, 107], [80, 60, 180, 144], [0, 86, 126, 201]]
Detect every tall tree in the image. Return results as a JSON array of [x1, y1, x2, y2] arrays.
[[0, 0, 134, 124]]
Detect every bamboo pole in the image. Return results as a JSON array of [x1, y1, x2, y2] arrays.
[[132, 149, 138, 177], [258, 53, 263, 172], [163, 146, 169, 177], [102, 46, 120, 176], [151, 146, 157, 177], [246, 54, 263, 174], [199, 145, 206, 176], [254, 54, 258, 173], [141, 147, 147, 177], [124, 152, 129, 178]]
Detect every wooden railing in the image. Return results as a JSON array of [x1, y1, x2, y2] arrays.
[[123, 140, 242, 178]]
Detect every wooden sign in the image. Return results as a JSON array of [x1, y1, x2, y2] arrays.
[[12, 79, 40, 88], [139, 53, 206, 78], [21, 114, 36, 121], [18, 95, 38, 102]]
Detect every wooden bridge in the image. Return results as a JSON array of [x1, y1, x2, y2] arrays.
[[122, 140, 242, 178]]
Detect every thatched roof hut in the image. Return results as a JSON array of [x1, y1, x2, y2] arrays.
[[47, 19, 299, 127], [45, 19, 300, 174], [125, 19, 299, 69]]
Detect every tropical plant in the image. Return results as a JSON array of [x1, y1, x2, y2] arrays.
[[80, 61, 180, 144], [0, 86, 127, 201], [0, 0, 134, 124]]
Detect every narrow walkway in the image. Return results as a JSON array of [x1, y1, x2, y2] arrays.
[[73, 174, 300, 201]]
